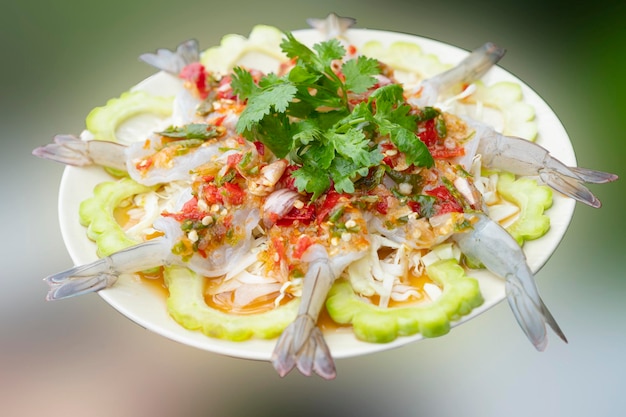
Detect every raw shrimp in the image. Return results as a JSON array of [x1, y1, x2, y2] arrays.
[[461, 118, 619, 208], [306, 13, 356, 40], [45, 237, 174, 300], [408, 42, 506, 107], [44, 201, 260, 300], [32, 134, 127, 171], [452, 213, 567, 350], [32, 130, 251, 186], [271, 245, 368, 379], [139, 39, 200, 75]]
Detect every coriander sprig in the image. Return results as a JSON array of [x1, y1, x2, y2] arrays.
[[231, 32, 433, 199]]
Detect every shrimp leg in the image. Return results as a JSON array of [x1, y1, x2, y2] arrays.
[[32, 134, 127, 171], [467, 120, 619, 208], [45, 237, 174, 301], [453, 213, 567, 350]]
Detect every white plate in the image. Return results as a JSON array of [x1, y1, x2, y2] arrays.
[[57, 28, 576, 361]]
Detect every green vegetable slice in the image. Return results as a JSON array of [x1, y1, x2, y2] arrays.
[[200, 25, 287, 74], [79, 178, 156, 257], [359, 40, 451, 81], [86, 90, 174, 143], [459, 81, 537, 140], [164, 266, 299, 341], [496, 172, 553, 245], [325, 259, 483, 343]]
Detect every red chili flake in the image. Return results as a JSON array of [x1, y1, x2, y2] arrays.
[[135, 158, 154, 172], [276, 204, 316, 227], [425, 185, 464, 214], [292, 235, 314, 259], [271, 236, 286, 265], [277, 165, 300, 191], [407, 200, 420, 213], [164, 196, 205, 221], [380, 143, 400, 168], [202, 184, 223, 205], [179, 62, 209, 99], [375, 197, 389, 215], [212, 114, 227, 126], [226, 153, 243, 168], [216, 75, 236, 100], [254, 141, 265, 157], [220, 182, 245, 206], [429, 146, 465, 159], [418, 119, 438, 147], [316, 191, 346, 223]]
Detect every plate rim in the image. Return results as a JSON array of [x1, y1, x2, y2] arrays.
[[57, 27, 577, 361]]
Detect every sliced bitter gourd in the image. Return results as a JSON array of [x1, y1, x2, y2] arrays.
[[79, 178, 156, 257], [496, 172, 552, 245], [360, 40, 451, 83], [326, 259, 483, 343], [458, 81, 537, 140], [165, 265, 299, 341], [200, 25, 287, 75], [86, 90, 174, 143]]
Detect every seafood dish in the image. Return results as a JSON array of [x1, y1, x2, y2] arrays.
[[33, 14, 618, 379]]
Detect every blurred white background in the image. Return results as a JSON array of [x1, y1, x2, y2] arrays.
[[2, 1, 625, 416]]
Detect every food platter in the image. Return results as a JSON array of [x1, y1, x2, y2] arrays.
[[57, 27, 576, 361]]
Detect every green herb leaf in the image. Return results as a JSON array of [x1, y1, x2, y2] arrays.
[[235, 80, 297, 132], [158, 123, 220, 139], [232, 31, 433, 199], [341, 56, 380, 94], [230, 67, 259, 100], [292, 164, 331, 200], [369, 84, 434, 167]]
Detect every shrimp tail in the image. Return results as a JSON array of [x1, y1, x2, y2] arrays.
[[46, 267, 117, 301], [469, 120, 619, 208], [534, 151, 618, 208], [45, 238, 172, 301], [32, 134, 127, 171], [271, 315, 336, 379], [139, 39, 200, 74], [271, 246, 337, 379], [424, 42, 506, 94], [504, 277, 566, 351], [453, 214, 567, 350], [567, 166, 619, 184], [539, 168, 602, 208]]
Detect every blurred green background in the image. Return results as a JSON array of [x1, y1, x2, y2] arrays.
[[2, 1, 624, 416]]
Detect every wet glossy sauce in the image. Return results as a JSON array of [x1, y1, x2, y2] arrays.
[[203, 278, 296, 315], [115, 201, 438, 328]]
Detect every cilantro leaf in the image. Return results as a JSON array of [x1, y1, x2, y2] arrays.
[[312, 39, 345, 66], [246, 112, 294, 158], [232, 31, 433, 199], [341, 56, 380, 94], [292, 164, 331, 201], [281, 32, 322, 71], [388, 124, 433, 167], [230, 66, 259, 100], [235, 79, 297, 132], [329, 158, 370, 194], [368, 84, 434, 167], [327, 129, 371, 168]]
